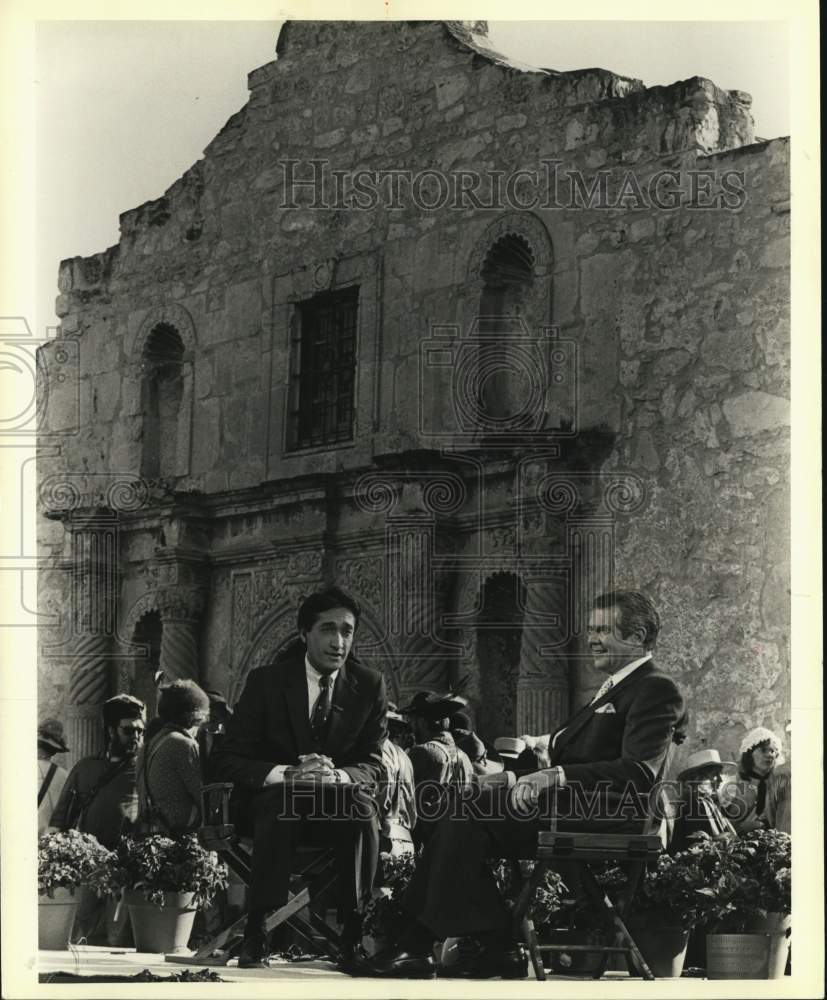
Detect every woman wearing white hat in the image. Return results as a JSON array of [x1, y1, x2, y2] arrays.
[[720, 727, 789, 833]]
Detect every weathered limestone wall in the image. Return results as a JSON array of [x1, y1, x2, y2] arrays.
[[39, 20, 789, 766]]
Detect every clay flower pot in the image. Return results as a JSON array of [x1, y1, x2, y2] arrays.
[[38, 887, 79, 950], [628, 922, 690, 978], [126, 890, 198, 953]]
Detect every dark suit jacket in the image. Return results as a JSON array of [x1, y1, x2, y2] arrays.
[[211, 650, 388, 811], [549, 661, 685, 795]]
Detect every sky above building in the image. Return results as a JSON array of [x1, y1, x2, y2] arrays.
[[35, 19, 790, 335]]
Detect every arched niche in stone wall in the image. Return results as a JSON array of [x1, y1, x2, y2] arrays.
[[229, 602, 400, 707], [463, 211, 554, 325], [474, 571, 526, 743], [117, 592, 164, 715], [127, 303, 197, 480], [446, 213, 557, 443]]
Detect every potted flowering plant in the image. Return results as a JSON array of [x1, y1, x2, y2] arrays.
[[362, 852, 416, 953], [621, 851, 713, 977], [112, 834, 228, 953], [690, 828, 791, 978], [38, 830, 116, 949], [490, 858, 568, 929]]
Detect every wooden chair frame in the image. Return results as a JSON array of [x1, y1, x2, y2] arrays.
[[512, 743, 678, 981], [166, 782, 343, 966]]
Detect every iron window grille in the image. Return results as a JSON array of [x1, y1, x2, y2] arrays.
[[287, 286, 358, 450]]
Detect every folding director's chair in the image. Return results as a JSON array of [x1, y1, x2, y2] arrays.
[[165, 781, 343, 965], [512, 742, 678, 981]]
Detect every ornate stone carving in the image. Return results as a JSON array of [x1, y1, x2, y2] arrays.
[[353, 471, 467, 517], [466, 212, 554, 286], [121, 591, 161, 639], [39, 474, 150, 515], [251, 566, 314, 628], [68, 631, 111, 706], [231, 572, 252, 670], [334, 555, 384, 619], [132, 302, 197, 362], [487, 524, 517, 552], [157, 585, 206, 623]]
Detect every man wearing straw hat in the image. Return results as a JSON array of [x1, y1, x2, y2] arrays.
[[670, 748, 737, 853]]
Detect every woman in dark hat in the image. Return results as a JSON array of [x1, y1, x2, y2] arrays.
[[37, 719, 70, 836], [400, 691, 475, 847], [139, 679, 211, 833]]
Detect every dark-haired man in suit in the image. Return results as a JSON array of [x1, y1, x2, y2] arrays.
[[211, 586, 387, 968], [365, 590, 685, 980]]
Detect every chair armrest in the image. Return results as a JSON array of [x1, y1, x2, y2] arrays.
[[201, 782, 235, 826]]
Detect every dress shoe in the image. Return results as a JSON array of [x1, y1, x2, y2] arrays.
[[362, 947, 437, 979], [237, 925, 270, 969], [337, 944, 374, 976], [445, 945, 528, 979]]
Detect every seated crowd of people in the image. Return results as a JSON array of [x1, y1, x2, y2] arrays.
[[38, 585, 791, 977]]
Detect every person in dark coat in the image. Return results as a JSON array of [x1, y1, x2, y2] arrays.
[[399, 691, 474, 847], [37, 719, 70, 836], [49, 694, 146, 946], [669, 748, 736, 854], [211, 586, 387, 968], [449, 711, 503, 777], [363, 590, 686, 980]]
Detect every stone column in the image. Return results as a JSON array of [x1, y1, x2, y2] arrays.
[[386, 514, 436, 645], [515, 574, 570, 736], [65, 510, 119, 766], [569, 513, 616, 710], [157, 586, 205, 683]]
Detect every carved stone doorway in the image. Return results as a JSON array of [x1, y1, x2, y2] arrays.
[[130, 611, 162, 719], [475, 572, 526, 742]]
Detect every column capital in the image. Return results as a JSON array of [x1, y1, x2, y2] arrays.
[[157, 585, 206, 623]]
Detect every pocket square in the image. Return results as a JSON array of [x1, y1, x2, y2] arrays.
[[594, 703, 616, 714]]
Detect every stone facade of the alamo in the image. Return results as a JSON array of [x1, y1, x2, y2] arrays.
[[36, 21, 790, 771]]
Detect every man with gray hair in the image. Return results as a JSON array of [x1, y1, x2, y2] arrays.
[[364, 590, 686, 980]]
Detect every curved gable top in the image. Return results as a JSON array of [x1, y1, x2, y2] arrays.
[[275, 20, 548, 76]]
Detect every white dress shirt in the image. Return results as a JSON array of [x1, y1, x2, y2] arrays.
[[305, 656, 339, 719], [262, 656, 349, 786]]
